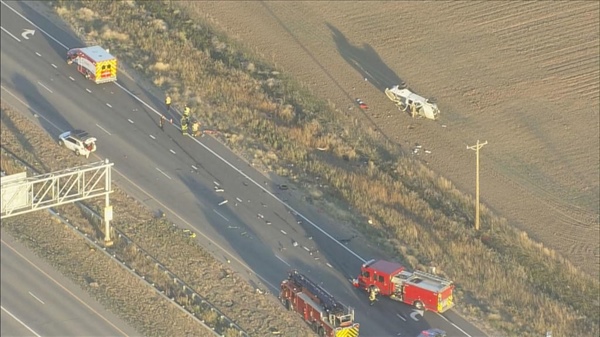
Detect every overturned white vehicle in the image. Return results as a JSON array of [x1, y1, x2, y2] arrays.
[[385, 83, 440, 120]]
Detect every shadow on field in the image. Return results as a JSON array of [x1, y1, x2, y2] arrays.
[[326, 23, 403, 93]]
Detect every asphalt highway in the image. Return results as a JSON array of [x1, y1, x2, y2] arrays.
[[0, 231, 139, 337], [0, 1, 487, 336]]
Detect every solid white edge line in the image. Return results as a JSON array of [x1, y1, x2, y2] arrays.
[[1, 8, 476, 336], [436, 312, 473, 337], [1, 306, 42, 337], [0, 26, 21, 42]]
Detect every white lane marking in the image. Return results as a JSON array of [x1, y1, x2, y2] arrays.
[[37, 81, 52, 93], [191, 165, 198, 170], [69, 76, 75, 81], [236, 197, 243, 203], [155, 167, 171, 180], [0, 85, 277, 294], [326, 263, 333, 268], [0, 1, 69, 49], [85, 88, 91, 93], [1, 26, 21, 42], [212, 209, 229, 222], [169, 149, 176, 155], [275, 254, 290, 266], [396, 313, 406, 321], [149, 134, 155, 140], [436, 313, 473, 337], [127, 119, 134, 124], [2, 239, 130, 336], [51, 63, 57, 69], [218, 200, 228, 206], [1, 306, 42, 337], [106, 103, 112, 108], [95, 124, 112, 135], [280, 230, 287, 235], [28, 291, 45, 304], [35, 52, 41, 57], [213, 181, 220, 187]]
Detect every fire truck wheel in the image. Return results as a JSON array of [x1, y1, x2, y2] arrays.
[[75, 149, 82, 156], [282, 299, 290, 310], [414, 300, 424, 310], [317, 326, 325, 337]]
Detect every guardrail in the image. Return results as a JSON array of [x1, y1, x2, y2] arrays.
[[1, 147, 250, 337]]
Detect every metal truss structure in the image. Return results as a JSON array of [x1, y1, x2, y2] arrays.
[[1, 160, 115, 244]]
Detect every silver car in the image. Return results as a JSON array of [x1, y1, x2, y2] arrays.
[[58, 130, 97, 158]]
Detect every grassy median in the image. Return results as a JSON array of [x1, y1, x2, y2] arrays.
[[44, 1, 600, 336]]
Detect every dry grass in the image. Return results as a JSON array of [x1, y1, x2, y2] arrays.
[[47, 1, 600, 336], [0, 102, 314, 337]]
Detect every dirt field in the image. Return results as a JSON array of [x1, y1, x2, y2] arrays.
[[0, 102, 314, 337], [180, 1, 600, 277]]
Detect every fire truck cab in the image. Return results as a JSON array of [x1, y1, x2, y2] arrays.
[[353, 259, 454, 313], [280, 270, 360, 337], [66, 46, 117, 84]]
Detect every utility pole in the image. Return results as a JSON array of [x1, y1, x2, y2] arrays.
[[467, 140, 488, 230]]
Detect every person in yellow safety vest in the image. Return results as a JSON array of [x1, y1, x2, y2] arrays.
[[181, 116, 189, 135], [368, 286, 378, 306], [191, 120, 201, 137], [183, 105, 191, 117], [165, 95, 172, 113]]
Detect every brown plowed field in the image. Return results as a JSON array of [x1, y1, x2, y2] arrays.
[[182, 1, 600, 276]]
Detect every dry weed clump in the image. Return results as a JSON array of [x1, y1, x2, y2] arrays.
[[1, 102, 314, 336], [49, 1, 600, 336]]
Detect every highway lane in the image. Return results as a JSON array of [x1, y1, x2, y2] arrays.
[[1, 1, 486, 336], [0, 231, 139, 337]]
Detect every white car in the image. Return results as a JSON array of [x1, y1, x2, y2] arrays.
[[58, 130, 97, 158]]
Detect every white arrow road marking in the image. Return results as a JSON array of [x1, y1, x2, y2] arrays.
[[95, 124, 112, 135], [1, 306, 42, 337], [410, 309, 424, 321], [155, 167, 171, 180], [37, 81, 52, 93], [28, 291, 45, 304], [21, 28, 35, 39], [1, 26, 21, 42], [212, 209, 229, 222]]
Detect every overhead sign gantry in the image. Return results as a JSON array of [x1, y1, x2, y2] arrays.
[[1, 159, 115, 245]]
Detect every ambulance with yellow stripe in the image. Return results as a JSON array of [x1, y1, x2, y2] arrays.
[[66, 46, 117, 84]]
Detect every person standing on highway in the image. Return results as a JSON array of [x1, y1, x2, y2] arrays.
[[368, 286, 378, 306], [159, 115, 166, 131], [165, 95, 172, 113], [181, 116, 189, 135], [183, 105, 191, 118], [191, 120, 202, 137]]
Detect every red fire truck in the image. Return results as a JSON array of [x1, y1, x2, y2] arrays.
[[280, 270, 360, 337], [352, 259, 454, 313]]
